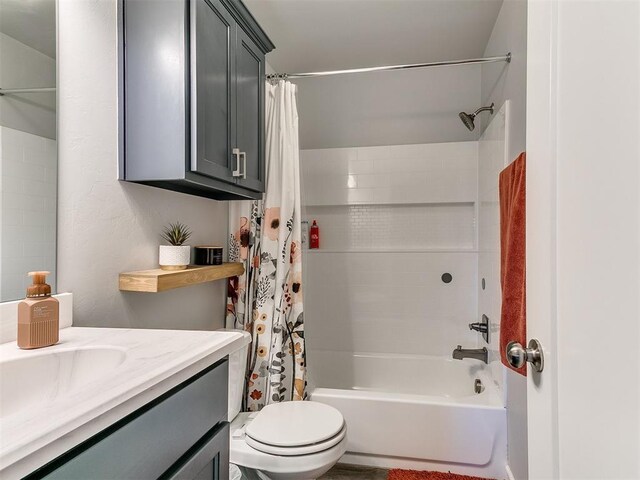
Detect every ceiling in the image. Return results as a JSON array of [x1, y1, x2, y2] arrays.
[[0, 0, 56, 58], [244, 0, 503, 74]]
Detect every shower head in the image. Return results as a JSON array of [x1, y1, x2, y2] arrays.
[[459, 112, 476, 131], [458, 103, 495, 131]]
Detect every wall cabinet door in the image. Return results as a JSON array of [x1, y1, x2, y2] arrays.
[[190, 0, 237, 184], [235, 27, 265, 193], [122, 0, 274, 200]]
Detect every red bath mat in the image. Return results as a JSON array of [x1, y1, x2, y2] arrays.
[[387, 470, 495, 480]]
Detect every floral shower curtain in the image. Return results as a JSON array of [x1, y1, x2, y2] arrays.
[[226, 80, 305, 411]]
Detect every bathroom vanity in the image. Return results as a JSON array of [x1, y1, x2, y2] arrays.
[[0, 327, 250, 479], [120, 0, 275, 200]]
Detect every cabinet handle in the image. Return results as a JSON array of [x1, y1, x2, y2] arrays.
[[239, 151, 247, 179], [232, 148, 242, 177]]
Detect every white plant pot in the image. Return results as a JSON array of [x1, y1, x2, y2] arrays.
[[159, 245, 191, 271]]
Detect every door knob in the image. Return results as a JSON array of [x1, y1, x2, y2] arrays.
[[506, 339, 544, 372]]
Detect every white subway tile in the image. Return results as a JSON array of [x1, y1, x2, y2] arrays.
[[301, 141, 480, 356], [305, 252, 478, 356], [2, 207, 22, 226], [347, 188, 374, 204], [4, 160, 46, 181]]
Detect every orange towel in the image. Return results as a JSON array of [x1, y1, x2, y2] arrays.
[[499, 152, 527, 376]]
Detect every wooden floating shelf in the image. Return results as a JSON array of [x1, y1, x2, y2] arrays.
[[119, 263, 244, 293]]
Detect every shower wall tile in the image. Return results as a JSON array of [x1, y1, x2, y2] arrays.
[[300, 141, 480, 359], [300, 141, 478, 206], [304, 204, 475, 251], [477, 102, 508, 395], [304, 251, 478, 357], [300, 141, 479, 252]]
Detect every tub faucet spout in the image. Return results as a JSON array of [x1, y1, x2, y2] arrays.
[[452, 345, 488, 364]]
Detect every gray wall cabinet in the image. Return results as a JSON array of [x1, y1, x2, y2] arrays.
[[27, 359, 230, 480], [121, 0, 274, 200]]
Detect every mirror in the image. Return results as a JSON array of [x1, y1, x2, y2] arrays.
[[0, 0, 57, 301]]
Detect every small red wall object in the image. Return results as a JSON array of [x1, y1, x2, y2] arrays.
[[309, 220, 319, 249]]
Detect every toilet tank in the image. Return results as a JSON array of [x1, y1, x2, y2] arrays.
[[226, 330, 250, 421]]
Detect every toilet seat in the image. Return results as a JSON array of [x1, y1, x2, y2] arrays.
[[244, 401, 345, 455], [245, 424, 346, 456], [230, 427, 346, 479]]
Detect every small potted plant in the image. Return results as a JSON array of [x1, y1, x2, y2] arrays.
[[159, 222, 192, 271]]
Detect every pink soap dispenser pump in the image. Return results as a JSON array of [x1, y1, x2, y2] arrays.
[[17, 271, 59, 349]]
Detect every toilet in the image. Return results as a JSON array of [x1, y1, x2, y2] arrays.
[[227, 341, 347, 480]]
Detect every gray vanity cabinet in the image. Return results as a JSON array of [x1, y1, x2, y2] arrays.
[[121, 0, 274, 200], [27, 359, 230, 480]]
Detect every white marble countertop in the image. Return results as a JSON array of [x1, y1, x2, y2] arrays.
[[0, 327, 250, 479]]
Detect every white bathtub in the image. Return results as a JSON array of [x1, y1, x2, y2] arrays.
[[308, 351, 507, 478]]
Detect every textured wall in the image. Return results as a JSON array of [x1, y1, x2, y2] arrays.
[[57, 0, 228, 330], [0, 33, 56, 140], [294, 66, 481, 150]]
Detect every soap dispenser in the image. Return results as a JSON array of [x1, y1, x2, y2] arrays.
[[17, 271, 59, 349]]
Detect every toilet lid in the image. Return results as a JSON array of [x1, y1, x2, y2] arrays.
[[245, 401, 345, 448]]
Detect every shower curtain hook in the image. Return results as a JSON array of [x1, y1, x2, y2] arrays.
[[267, 73, 289, 84]]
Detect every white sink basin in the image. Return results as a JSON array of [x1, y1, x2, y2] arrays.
[[0, 327, 251, 479], [0, 347, 127, 417]]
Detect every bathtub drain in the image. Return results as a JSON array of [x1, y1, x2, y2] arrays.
[[474, 378, 484, 394]]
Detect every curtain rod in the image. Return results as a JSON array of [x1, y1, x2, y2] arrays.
[[267, 53, 511, 80], [0, 87, 56, 96]]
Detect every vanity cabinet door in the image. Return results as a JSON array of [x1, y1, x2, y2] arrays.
[[31, 360, 228, 480], [190, 0, 237, 184], [161, 423, 230, 480], [235, 27, 265, 193]]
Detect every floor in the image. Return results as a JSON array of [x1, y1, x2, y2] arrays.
[[320, 464, 389, 479]]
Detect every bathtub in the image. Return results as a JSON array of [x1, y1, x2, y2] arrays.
[[308, 351, 507, 478]]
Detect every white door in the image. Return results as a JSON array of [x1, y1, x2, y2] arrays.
[[526, 1, 639, 479]]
